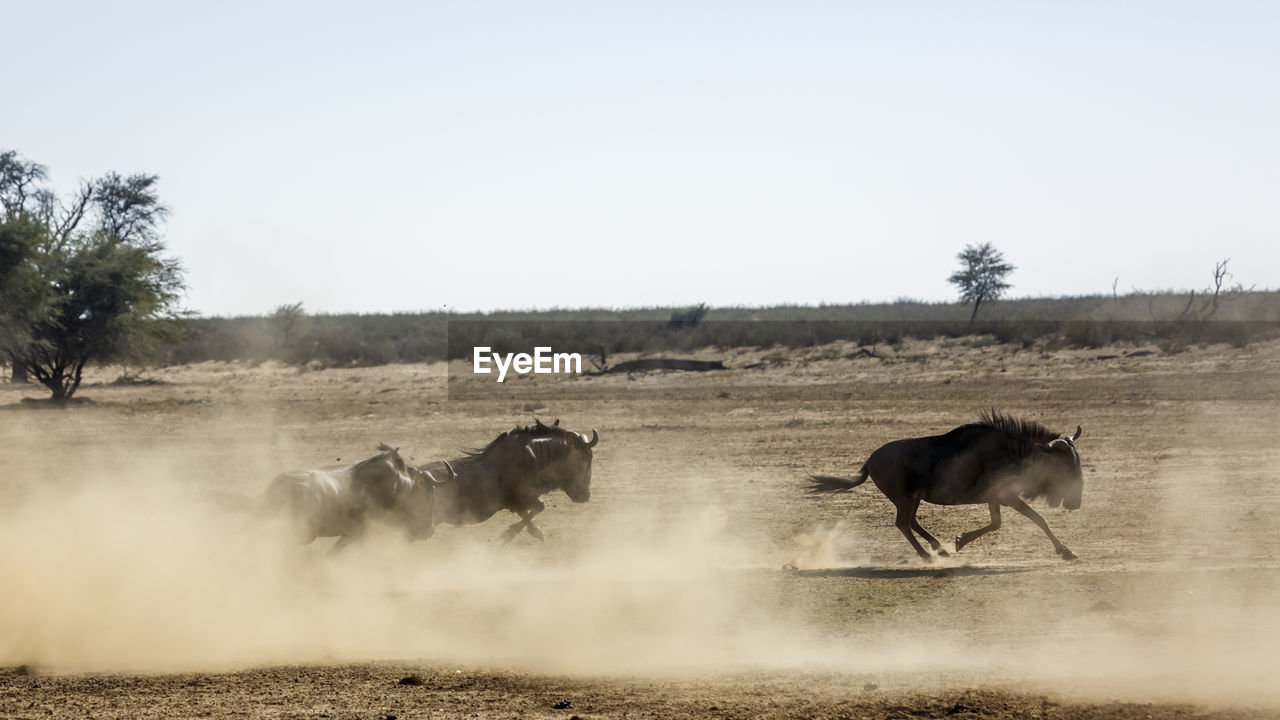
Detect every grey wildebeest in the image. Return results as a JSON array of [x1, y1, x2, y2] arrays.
[[264, 444, 456, 553], [415, 419, 598, 543], [807, 412, 1084, 561]]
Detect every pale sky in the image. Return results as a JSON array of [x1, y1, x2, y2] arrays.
[[7, 2, 1278, 316]]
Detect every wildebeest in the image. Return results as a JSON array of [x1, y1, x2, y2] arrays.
[[807, 411, 1084, 561], [416, 418, 598, 543], [263, 444, 456, 553]]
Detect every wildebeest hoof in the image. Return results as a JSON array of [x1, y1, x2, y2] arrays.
[[935, 548, 950, 557], [1059, 548, 1078, 561], [953, 535, 966, 550]]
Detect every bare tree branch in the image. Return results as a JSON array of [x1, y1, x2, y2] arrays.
[[52, 181, 93, 249]]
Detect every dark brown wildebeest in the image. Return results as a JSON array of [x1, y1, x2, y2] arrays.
[[416, 419, 598, 543], [264, 444, 456, 553], [808, 412, 1084, 561]]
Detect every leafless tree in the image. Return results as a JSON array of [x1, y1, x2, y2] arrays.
[[1169, 259, 1254, 322], [589, 345, 609, 373]]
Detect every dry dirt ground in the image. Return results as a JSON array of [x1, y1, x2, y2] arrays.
[[2, 337, 1279, 719]]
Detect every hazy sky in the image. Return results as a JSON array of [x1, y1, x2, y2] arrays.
[[7, 2, 1278, 316]]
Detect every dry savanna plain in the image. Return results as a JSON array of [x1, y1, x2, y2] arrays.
[[2, 337, 1280, 719]]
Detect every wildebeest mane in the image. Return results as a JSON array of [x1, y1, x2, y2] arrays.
[[456, 421, 577, 464], [972, 411, 1072, 503], [350, 443, 407, 473], [973, 410, 1060, 455]]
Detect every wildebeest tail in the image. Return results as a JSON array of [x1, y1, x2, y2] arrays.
[[806, 467, 870, 494]]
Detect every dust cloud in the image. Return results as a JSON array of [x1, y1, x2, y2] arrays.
[[0, 440, 799, 675], [787, 521, 869, 570]]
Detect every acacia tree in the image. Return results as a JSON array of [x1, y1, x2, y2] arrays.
[[0, 215, 51, 383], [948, 242, 1015, 322], [1, 152, 55, 382], [0, 150, 185, 402], [270, 301, 313, 362]]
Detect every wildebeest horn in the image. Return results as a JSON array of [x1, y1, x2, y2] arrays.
[[583, 429, 599, 447], [1071, 426, 1082, 441], [526, 445, 538, 462], [422, 460, 456, 485]]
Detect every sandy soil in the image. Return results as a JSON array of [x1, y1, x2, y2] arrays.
[[2, 337, 1278, 719]]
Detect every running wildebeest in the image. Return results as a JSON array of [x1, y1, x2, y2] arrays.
[[807, 411, 1084, 561], [263, 444, 456, 553], [416, 419, 599, 543]]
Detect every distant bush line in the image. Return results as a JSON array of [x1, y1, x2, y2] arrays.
[[157, 292, 1280, 369]]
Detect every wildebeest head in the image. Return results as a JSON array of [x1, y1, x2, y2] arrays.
[[1032, 426, 1084, 510], [372, 443, 409, 474], [521, 419, 598, 503], [354, 444, 415, 505]]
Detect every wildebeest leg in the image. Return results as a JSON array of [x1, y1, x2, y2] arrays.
[[894, 497, 934, 562], [955, 502, 1002, 551], [521, 508, 545, 540], [910, 518, 949, 557], [500, 505, 545, 544], [1004, 497, 1077, 560]]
